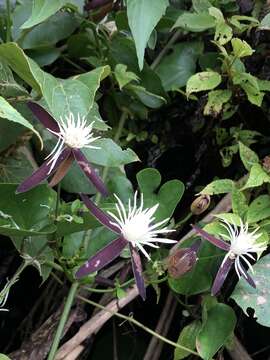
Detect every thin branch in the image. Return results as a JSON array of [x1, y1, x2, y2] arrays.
[[55, 286, 140, 359], [150, 29, 182, 70], [143, 291, 178, 360], [226, 336, 253, 360]]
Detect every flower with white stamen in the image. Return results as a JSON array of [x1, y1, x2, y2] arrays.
[[220, 220, 267, 280], [107, 191, 176, 260], [46, 113, 100, 173]]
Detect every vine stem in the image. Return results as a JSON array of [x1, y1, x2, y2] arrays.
[[94, 109, 129, 206], [47, 282, 79, 360], [0, 261, 27, 305], [5, 0, 11, 42], [76, 294, 199, 357], [150, 29, 182, 70]]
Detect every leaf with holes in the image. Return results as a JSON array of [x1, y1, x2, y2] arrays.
[[231, 254, 270, 327], [186, 71, 221, 96]]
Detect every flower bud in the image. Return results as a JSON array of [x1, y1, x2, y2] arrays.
[[190, 194, 211, 215], [167, 247, 198, 279]]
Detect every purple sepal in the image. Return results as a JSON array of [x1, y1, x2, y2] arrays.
[[192, 225, 230, 251], [129, 244, 146, 301], [80, 194, 120, 234], [190, 239, 201, 253], [28, 102, 60, 134], [212, 257, 234, 295], [75, 236, 127, 278], [16, 148, 71, 193], [238, 264, 256, 289], [73, 149, 109, 197]]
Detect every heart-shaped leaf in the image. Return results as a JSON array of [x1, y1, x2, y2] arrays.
[[136, 168, 184, 222]]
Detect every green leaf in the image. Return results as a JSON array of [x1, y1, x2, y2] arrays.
[[174, 321, 201, 359], [242, 164, 270, 190], [137, 168, 184, 222], [214, 213, 242, 226], [233, 72, 263, 107], [231, 38, 254, 58], [21, 0, 81, 29], [60, 161, 98, 194], [231, 189, 248, 219], [231, 254, 270, 327], [186, 71, 222, 96], [192, 0, 212, 12], [247, 195, 270, 223], [196, 304, 236, 360], [0, 96, 42, 147], [259, 13, 270, 30], [19, 12, 80, 50], [238, 141, 259, 171], [0, 59, 28, 98], [28, 47, 61, 67], [204, 89, 232, 117], [126, 84, 166, 108], [173, 12, 215, 32], [11, 235, 54, 281], [209, 7, 232, 45], [83, 138, 139, 167], [200, 179, 235, 195], [155, 41, 204, 91], [0, 184, 56, 236], [126, 0, 169, 70], [0, 43, 110, 128], [114, 64, 139, 90], [0, 354, 12, 360], [0, 147, 35, 183]]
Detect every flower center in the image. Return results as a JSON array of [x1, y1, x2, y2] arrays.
[[121, 214, 150, 244], [63, 127, 88, 148], [230, 234, 255, 256]]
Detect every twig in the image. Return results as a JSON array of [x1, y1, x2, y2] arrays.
[[77, 294, 199, 356], [150, 29, 182, 70], [143, 291, 178, 360], [55, 286, 140, 360], [226, 336, 253, 360], [64, 345, 85, 360]]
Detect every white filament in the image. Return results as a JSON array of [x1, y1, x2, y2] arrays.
[[107, 191, 176, 260], [46, 113, 101, 173]]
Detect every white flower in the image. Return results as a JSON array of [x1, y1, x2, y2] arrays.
[[47, 113, 101, 173], [220, 220, 267, 279], [107, 191, 176, 260]]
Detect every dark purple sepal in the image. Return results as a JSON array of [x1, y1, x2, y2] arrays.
[[192, 225, 230, 251], [72, 149, 109, 197], [211, 257, 234, 295], [238, 264, 256, 289], [28, 102, 60, 134], [129, 244, 146, 301], [16, 148, 71, 193], [75, 236, 127, 278], [80, 193, 120, 234]]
